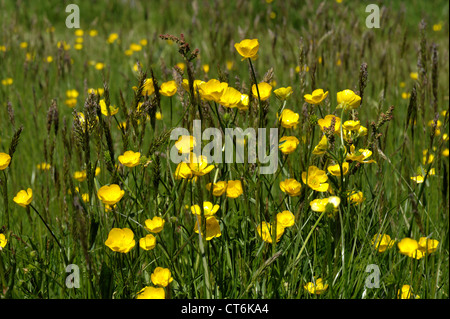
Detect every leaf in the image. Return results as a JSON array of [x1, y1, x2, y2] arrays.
[[88, 217, 100, 250], [99, 262, 114, 299]]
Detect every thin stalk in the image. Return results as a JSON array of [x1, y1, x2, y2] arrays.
[[293, 211, 326, 266], [29, 204, 69, 265]]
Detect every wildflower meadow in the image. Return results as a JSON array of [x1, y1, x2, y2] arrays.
[[0, 0, 448, 306]]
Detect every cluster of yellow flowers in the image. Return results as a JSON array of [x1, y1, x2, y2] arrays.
[[371, 233, 439, 260], [256, 211, 295, 243], [1, 29, 445, 301]]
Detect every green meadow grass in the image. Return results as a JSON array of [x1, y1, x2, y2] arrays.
[[0, 0, 448, 299]]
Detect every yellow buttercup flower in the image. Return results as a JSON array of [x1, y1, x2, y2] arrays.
[[342, 120, 360, 131], [310, 196, 340, 217], [411, 165, 435, 183], [88, 88, 104, 96], [304, 278, 328, 295], [136, 286, 165, 299], [13, 188, 33, 207], [347, 191, 364, 205], [107, 33, 119, 44], [343, 122, 366, 142], [1, 78, 13, 86], [279, 136, 300, 154], [0, 233, 7, 249], [318, 115, 341, 134], [219, 87, 242, 108], [237, 94, 250, 111], [56, 41, 70, 51], [194, 216, 222, 240], [410, 72, 418, 80], [104, 228, 135, 253], [304, 89, 328, 105], [73, 170, 87, 182], [358, 125, 368, 136], [411, 175, 424, 184], [432, 23, 442, 32], [95, 62, 105, 70], [188, 153, 214, 176], [191, 201, 220, 217], [175, 136, 196, 154], [141, 78, 155, 96], [181, 79, 205, 94], [397, 285, 420, 299], [371, 234, 395, 253], [251, 82, 272, 101], [226, 180, 243, 198], [206, 181, 228, 196], [81, 193, 90, 202], [198, 79, 228, 103], [0, 152, 11, 170], [159, 80, 177, 97], [302, 166, 329, 192], [327, 162, 349, 176], [312, 135, 328, 155], [65, 98, 77, 108], [37, 163, 51, 171], [176, 62, 185, 71], [144, 216, 165, 233], [401, 92, 411, 100], [273, 86, 293, 101], [279, 178, 302, 196], [129, 43, 142, 52], [99, 99, 119, 116], [97, 184, 125, 205], [66, 89, 79, 99], [118, 150, 141, 168], [397, 238, 425, 260], [257, 221, 285, 243], [346, 145, 376, 164], [234, 39, 259, 60], [139, 234, 157, 251], [422, 149, 434, 165], [151, 267, 173, 287], [174, 162, 195, 180], [279, 109, 300, 129], [418, 237, 439, 254], [337, 89, 361, 110], [276, 211, 295, 228]]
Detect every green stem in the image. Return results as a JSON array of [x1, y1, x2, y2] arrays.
[[248, 58, 263, 127], [30, 204, 69, 265], [293, 211, 326, 266], [1, 171, 9, 230], [195, 178, 212, 298], [0, 254, 6, 292]]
